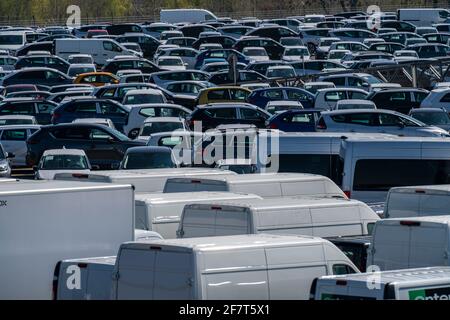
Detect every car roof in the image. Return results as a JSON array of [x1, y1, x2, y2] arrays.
[[42, 149, 87, 156]]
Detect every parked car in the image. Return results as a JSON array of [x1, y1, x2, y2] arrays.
[[420, 88, 450, 112], [74, 72, 119, 87], [317, 109, 450, 137], [102, 57, 161, 75], [67, 64, 96, 78], [0, 115, 37, 126], [0, 67, 73, 87], [0, 143, 12, 177], [197, 87, 252, 105], [26, 123, 146, 169], [0, 125, 41, 167], [186, 103, 270, 131], [51, 98, 130, 132], [247, 87, 315, 109], [333, 100, 377, 111], [265, 101, 304, 114], [137, 117, 187, 141], [408, 108, 450, 131], [122, 89, 166, 106], [0, 99, 58, 125], [119, 146, 177, 170], [34, 149, 92, 180], [267, 109, 322, 132], [15, 55, 70, 73], [368, 88, 430, 114]]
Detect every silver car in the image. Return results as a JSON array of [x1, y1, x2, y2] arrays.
[[317, 109, 450, 137], [0, 143, 12, 177]]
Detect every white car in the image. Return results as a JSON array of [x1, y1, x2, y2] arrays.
[[0, 125, 41, 167], [67, 64, 96, 78], [35, 149, 92, 180], [327, 49, 351, 64], [314, 88, 369, 110], [266, 65, 297, 79], [333, 99, 377, 111], [282, 46, 311, 62], [0, 115, 37, 126], [199, 43, 223, 51], [303, 82, 336, 94], [265, 101, 304, 114], [242, 47, 270, 62], [317, 109, 450, 137], [68, 54, 94, 64], [123, 103, 191, 138], [122, 89, 166, 106], [393, 50, 419, 62], [420, 88, 450, 112], [137, 117, 187, 142], [0, 143, 12, 178], [156, 56, 187, 71], [116, 69, 142, 78]]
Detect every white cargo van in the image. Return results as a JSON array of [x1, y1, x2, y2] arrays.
[[164, 173, 347, 199], [312, 267, 450, 300], [160, 9, 218, 24], [135, 192, 262, 239], [0, 180, 135, 300], [398, 8, 450, 27], [0, 31, 27, 51], [178, 198, 379, 239], [385, 185, 450, 219], [112, 234, 359, 300], [368, 216, 450, 271], [55, 168, 236, 193], [55, 39, 135, 66], [340, 137, 450, 204]]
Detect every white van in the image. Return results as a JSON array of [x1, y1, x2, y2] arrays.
[[385, 185, 450, 219], [135, 192, 262, 239], [0, 31, 27, 52], [55, 39, 135, 66], [340, 137, 450, 204], [178, 197, 379, 239], [312, 267, 450, 300], [55, 168, 236, 193], [160, 9, 218, 24], [164, 173, 347, 199], [368, 216, 450, 271], [112, 234, 359, 300], [0, 180, 135, 300], [398, 8, 450, 27]]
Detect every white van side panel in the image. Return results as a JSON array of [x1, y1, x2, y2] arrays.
[[408, 225, 448, 268], [256, 207, 313, 236], [232, 182, 283, 198], [310, 205, 365, 238], [265, 245, 328, 300], [201, 249, 269, 300], [386, 192, 450, 219]]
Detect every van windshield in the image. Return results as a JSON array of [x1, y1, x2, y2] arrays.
[[0, 35, 23, 45]]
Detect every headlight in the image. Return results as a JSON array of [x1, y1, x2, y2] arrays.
[[0, 164, 8, 171]]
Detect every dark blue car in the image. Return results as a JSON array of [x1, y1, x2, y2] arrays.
[[266, 110, 322, 132], [51, 98, 130, 133], [247, 87, 315, 109], [195, 49, 250, 70]]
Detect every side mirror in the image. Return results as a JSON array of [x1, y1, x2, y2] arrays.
[[108, 137, 116, 143], [6, 152, 15, 159], [91, 165, 100, 171]]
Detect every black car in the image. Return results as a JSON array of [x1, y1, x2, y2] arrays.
[[192, 35, 237, 50], [368, 88, 430, 114], [208, 70, 267, 86], [178, 24, 217, 38], [116, 34, 161, 59], [15, 55, 70, 73], [26, 123, 145, 169], [0, 99, 58, 124], [380, 20, 417, 33], [245, 26, 299, 42], [102, 58, 161, 75], [106, 23, 143, 36], [16, 41, 54, 57], [233, 37, 285, 60], [186, 103, 271, 131], [1, 68, 73, 87]]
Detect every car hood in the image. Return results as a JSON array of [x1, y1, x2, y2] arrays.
[[37, 169, 91, 180]]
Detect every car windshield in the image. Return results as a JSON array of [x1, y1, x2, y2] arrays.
[[68, 67, 95, 77], [285, 48, 309, 56], [0, 35, 23, 45], [124, 94, 164, 105], [0, 119, 33, 125], [159, 59, 183, 66], [267, 68, 295, 77], [329, 52, 347, 59], [69, 57, 92, 64], [40, 155, 89, 170], [362, 75, 382, 84], [122, 152, 176, 169], [141, 122, 184, 136], [412, 112, 450, 125]]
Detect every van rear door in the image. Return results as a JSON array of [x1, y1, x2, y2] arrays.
[[116, 247, 194, 300], [408, 222, 448, 268]]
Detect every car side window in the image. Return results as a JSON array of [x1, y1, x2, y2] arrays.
[[37, 103, 57, 114], [325, 91, 345, 102], [332, 264, 357, 276], [1, 129, 27, 141], [90, 128, 113, 140], [51, 128, 90, 140], [0, 103, 34, 115], [287, 90, 309, 100], [263, 90, 283, 99], [206, 108, 237, 119], [241, 108, 265, 120], [207, 90, 229, 100], [100, 102, 127, 115], [139, 108, 156, 117]]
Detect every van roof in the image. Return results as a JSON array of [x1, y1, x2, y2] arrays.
[[135, 192, 262, 204], [122, 234, 328, 252], [0, 180, 132, 196], [168, 173, 331, 185], [183, 197, 367, 211], [321, 267, 450, 284]]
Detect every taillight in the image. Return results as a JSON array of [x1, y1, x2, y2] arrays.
[[51, 112, 61, 124], [317, 118, 327, 130], [344, 191, 351, 199], [269, 123, 278, 129]]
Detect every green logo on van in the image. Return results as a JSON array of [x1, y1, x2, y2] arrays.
[[409, 287, 450, 300]]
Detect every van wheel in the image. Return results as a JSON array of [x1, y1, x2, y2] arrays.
[[128, 129, 140, 139]]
